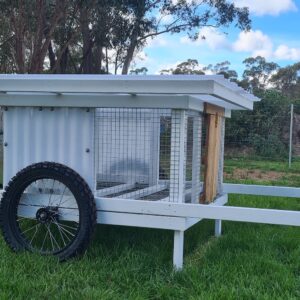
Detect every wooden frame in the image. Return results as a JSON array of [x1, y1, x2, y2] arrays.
[[202, 103, 225, 203]]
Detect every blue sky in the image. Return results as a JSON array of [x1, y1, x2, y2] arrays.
[[133, 0, 300, 77]]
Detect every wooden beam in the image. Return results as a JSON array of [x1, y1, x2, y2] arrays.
[[201, 103, 225, 203]]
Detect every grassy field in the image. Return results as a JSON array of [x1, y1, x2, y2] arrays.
[[0, 160, 299, 299]]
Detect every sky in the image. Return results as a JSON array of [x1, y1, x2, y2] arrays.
[[133, 0, 300, 77]]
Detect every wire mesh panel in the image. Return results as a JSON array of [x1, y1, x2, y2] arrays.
[[95, 108, 203, 203], [217, 116, 225, 195]]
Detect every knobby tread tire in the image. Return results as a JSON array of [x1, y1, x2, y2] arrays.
[[0, 162, 97, 261]]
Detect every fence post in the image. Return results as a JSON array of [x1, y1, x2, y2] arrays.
[[289, 104, 294, 168]]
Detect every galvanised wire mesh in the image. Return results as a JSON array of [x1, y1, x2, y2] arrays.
[[224, 104, 300, 161], [94, 108, 203, 203]]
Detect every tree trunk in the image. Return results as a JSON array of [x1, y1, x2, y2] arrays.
[[12, 1, 26, 73], [79, 6, 93, 74], [94, 44, 103, 74], [48, 41, 56, 71], [121, 41, 136, 75]]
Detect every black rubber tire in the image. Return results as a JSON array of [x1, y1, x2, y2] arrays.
[[0, 162, 97, 261]]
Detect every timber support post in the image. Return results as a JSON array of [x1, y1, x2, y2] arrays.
[[201, 103, 225, 203]]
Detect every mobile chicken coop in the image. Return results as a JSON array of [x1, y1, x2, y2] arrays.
[[0, 75, 299, 269]]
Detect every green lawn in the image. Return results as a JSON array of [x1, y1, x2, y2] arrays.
[[0, 160, 299, 299]]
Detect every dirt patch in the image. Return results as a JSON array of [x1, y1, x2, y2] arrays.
[[224, 168, 285, 181]]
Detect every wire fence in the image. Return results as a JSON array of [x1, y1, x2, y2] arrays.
[[224, 104, 300, 165]]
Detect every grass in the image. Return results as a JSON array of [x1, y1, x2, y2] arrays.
[[0, 159, 299, 299]]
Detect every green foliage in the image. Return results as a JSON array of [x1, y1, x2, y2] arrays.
[[250, 133, 287, 158], [271, 62, 300, 99], [129, 67, 148, 75], [0, 0, 251, 74], [225, 89, 291, 158], [242, 56, 279, 92]]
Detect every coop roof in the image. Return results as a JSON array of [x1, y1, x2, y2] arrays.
[[0, 74, 259, 114]]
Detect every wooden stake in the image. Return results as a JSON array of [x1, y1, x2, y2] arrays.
[[201, 104, 224, 203]]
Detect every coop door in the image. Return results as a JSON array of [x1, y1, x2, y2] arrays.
[[95, 109, 160, 186]]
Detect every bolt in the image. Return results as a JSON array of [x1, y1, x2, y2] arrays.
[[86, 148, 90, 153], [4, 142, 8, 147]]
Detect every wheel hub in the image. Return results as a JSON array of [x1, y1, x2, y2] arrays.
[[36, 207, 58, 224]]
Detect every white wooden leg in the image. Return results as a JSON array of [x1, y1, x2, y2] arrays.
[[215, 219, 222, 237], [173, 230, 184, 270]]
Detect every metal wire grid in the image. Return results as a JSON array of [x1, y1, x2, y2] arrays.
[[94, 108, 203, 203], [217, 117, 225, 195]]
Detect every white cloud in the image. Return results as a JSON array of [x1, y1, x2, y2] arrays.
[[180, 27, 300, 62], [274, 44, 300, 60], [233, 30, 300, 60], [146, 36, 168, 48], [232, 0, 297, 16], [180, 27, 230, 50], [233, 30, 273, 58]]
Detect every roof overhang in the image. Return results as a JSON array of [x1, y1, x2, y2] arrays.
[[0, 74, 259, 112]]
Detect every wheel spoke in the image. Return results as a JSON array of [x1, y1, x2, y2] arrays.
[[29, 224, 41, 245], [54, 222, 76, 238], [22, 223, 39, 235], [58, 186, 67, 207], [48, 179, 56, 206], [48, 224, 61, 250], [56, 222, 78, 231], [52, 220, 72, 243], [40, 227, 49, 252], [52, 219, 67, 247], [46, 224, 55, 252]]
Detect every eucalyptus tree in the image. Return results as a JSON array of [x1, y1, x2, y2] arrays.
[[0, 0, 251, 74], [271, 62, 300, 98], [241, 56, 279, 92], [118, 0, 251, 74], [0, 0, 69, 73]]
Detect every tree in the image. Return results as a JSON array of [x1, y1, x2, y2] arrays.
[[203, 61, 238, 81], [241, 56, 279, 92], [160, 59, 237, 80], [0, 0, 69, 73], [129, 67, 148, 75], [119, 0, 251, 74], [0, 0, 251, 74], [271, 62, 300, 99], [160, 59, 205, 75]]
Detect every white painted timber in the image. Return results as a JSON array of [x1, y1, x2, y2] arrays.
[[215, 220, 222, 237], [95, 196, 300, 226], [0, 74, 259, 110], [97, 212, 188, 230], [169, 110, 187, 202], [223, 183, 300, 198], [96, 183, 136, 197], [116, 184, 167, 199], [173, 231, 184, 270], [0, 93, 205, 112]]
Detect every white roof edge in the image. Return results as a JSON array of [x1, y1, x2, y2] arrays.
[[0, 74, 259, 110]]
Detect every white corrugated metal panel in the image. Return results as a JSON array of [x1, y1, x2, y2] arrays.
[[3, 107, 95, 189]]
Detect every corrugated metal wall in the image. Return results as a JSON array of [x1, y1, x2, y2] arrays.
[[3, 107, 95, 189]]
